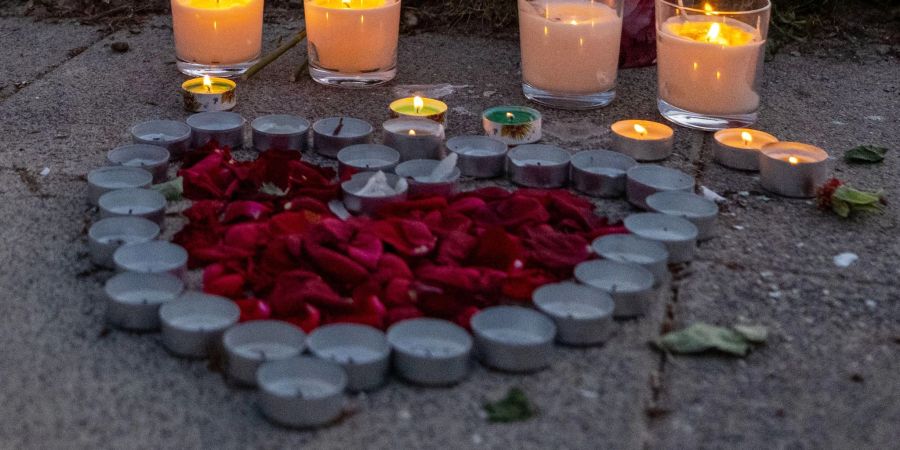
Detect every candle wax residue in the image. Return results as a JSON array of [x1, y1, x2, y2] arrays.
[[455, 147, 500, 157], [606, 252, 658, 265], [588, 279, 642, 292], [116, 289, 174, 305], [398, 338, 465, 357], [639, 228, 689, 240], [349, 158, 391, 167], [516, 159, 552, 166], [124, 158, 161, 166], [584, 167, 625, 177], [266, 378, 337, 398], [167, 314, 235, 330], [232, 342, 299, 360], [109, 205, 158, 215], [256, 123, 302, 134], [97, 234, 146, 245], [138, 133, 179, 141], [319, 345, 383, 364], [481, 328, 544, 345], [540, 301, 604, 319]]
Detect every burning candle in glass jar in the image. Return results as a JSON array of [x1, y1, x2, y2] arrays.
[[171, 0, 264, 76]]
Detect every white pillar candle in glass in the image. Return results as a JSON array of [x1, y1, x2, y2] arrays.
[[656, 0, 771, 130], [518, 0, 623, 109], [171, 0, 264, 77], [304, 0, 401, 87]]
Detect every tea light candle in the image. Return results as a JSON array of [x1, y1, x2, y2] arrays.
[[307, 323, 391, 392], [759, 142, 830, 198], [256, 356, 348, 428], [394, 159, 461, 198], [107, 144, 171, 182], [312, 117, 374, 159], [382, 118, 445, 161], [386, 318, 472, 386], [186, 111, 245, 149], [181, 76, 237, 113], [341, 171, 408, 215], [591, 234, 669, 286], [471, 306, 556, 372], [446, 136, 508, 178], [574, 260, 655, 318], [159, 292, 241, 358], [507, 144, 571, 188], [105, 272, 184, 331], [87, 166, 153, 206], [646, 191, 719, 241], [89, 216, 160, 268], [482, 106, 542, 145], [251, 114, 311, 153], [624, 213, 698, 264], [611, 120, 675, 162], [98, 188, 167, 226], [171, 0, 264, 77], [532, 282, 615, 346], [113, 240, 189, 278], [223, 320, 307, 386], [130, 120, 192, 157], [336, 144, 401, 180], [713, 128, 778, 171], [570, 149, 637, 198], [390, 96, 448, 126], [625, 164, 695, 210]]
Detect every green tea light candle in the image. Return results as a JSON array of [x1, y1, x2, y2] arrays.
[[389, 96, 448, 126], [482, 105, 542, 145], [181, 75, 237, 113]]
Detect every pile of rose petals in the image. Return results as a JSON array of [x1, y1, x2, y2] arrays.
[[174, 144, 627, 332]]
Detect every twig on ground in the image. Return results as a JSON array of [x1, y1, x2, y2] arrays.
[[242, 29, 307, 81]]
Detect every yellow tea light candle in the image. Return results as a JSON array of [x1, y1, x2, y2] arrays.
[[655, 0, 771, 130], [171, 0, 264, 77], [758, 142, 829, 198], [610, 120, 675, 161], [713, 128, 777, 171], [389, 96, 448, 126], [181, 76, 237, 112], [304, 0, 401, 87]]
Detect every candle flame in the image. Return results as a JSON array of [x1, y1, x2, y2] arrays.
[[706, 23, 721, 43], [203, 75, 212, 93], [569, 19, 578, 25], [408, 129, 417, 136], [703, 3, 715, 14], [633, 123, 648, 137], [506, 112, 515, 120], [741, 131, 753, 146], [788, 156, 799, 165], [413, 96, 424, 114], [544, 26, 549, 36]]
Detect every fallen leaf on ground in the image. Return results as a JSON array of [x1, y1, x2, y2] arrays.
[[844, 145, 888, 164], [484, 388, 535, 423], [655, 323, 768, 356], [153, 176, 183, 201]]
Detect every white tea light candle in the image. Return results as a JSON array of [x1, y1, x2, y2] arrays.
[[611, 120, 675, 162], [256, 357, 348, 428], [341, 171, 408, 215], [251, 114, 311, 153], [625, 164, 695, 210], [758, 142, 830, 198], [89, 216, 160, 268], [574, 259, 656, 318], [131, 120, 192, 157], [113, 241, 189, 278], [187, 111, 245, 150], [446, 136, 508, 179], [624, 213, 699, 263], [159, 292, 240, 358], [87, 166, 153, 206], [181, 76, 237, 113], [713, 128, 778, 171], [307, 323, 391, 392], [471, 306, 556, 372], [98, 188, 167, 226], [312, 117, 374, 159], [386, 318, 472, 386], [482, 106, 542, 145], [532, 282, 615, 345], [591, 234, 669, 286], [646, 191, 719, 241], [337, 144, 401, 180], [223, 320, 307, 386], [394, 159, 461, 198], [105, 272, 184, 331], [507, 144, 571, 188], [382, 118, 445, 162], [570, 149, 637, 198], [107, 144, 171, 183]]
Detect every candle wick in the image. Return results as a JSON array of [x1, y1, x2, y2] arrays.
[[347, 356, 355, 365], [142, 298, 148, 305], [258, 349, 267, 360], [332, 117, 344, 136], [128, 208, 133, 214]]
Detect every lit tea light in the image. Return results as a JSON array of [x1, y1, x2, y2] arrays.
[[713, 128, 779, 171], [389, 95, 448, 126], [382, 117, 445, 161], [181, 75, 237, 112], [611, 120, 674, 161], [482, 105, 542, 145], [758, 142, 830, 198]]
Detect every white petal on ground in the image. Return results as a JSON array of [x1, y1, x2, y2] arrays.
[[833, 252, 859, 268]]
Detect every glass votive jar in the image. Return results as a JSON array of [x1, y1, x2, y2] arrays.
[[655, 0, 771, 130], [171, 0, 265, 78], [518, 0, 624, 109], [303, 0, 401, 87]]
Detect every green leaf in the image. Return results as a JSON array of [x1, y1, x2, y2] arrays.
[[732, 325, 768, 344], [484, 388, 535, 423], [831, 198, 851, 218], [152, 176, 183, 201], [844, 145, 887, 164], [833, 186, 882, 206], [259, 182, 289, 197], [656, 323, 750, 356]]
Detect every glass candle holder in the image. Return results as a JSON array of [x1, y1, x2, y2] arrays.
[[304, 0, 401, 88], [518, 0, 624, 109], [656, 0, 771, 130], [171, 0, 265, 78]]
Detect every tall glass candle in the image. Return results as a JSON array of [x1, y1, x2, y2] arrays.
[[655, 0, 770, 130], [304, 0, 401, 87], [171, 0, 264, 77], [518, 0, 623, 109]]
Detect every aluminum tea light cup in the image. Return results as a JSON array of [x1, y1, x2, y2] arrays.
[[158, 292, 240, 358], [482, 106, 542, 145], [341, 171, 408, 216], [574, 260, 656, 318], [186, 111, 245, 150], [624, 213, 699, 264], [446, 136, 508, 178], [223, 320, 307, 386], [87, 166, 153, 205], [256, 356, 347, 428], [713, 128, 778, 171], [532, 282, 615, 346], [470, 306, 556, 372], [336, 144, 400, 180], [382, 118, 445, 161], [570, 150, 638, 198], [386, 318, 472, 386], [130, 119, 192, 157], [105, 272, 184, 331], [394, 159, 461, 197], [591, 234, 669, 286], [610, 120, 674, 162], [88, 216, 160, 268], [98, 188, 167, 226], [107, 144, 170, 182], [113, 241, 189, 279], [759, 142, 830, 198], [251, 114, 310, 153], [312, 117, 374, 159], [646, 191, 719, 241], [307, 324, 391, 392], [507, 144, 571, 188], [626, 164, 695, 210]]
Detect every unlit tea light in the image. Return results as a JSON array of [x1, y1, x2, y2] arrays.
[[394, 158, 461, 197], [591, 234, 669, 286], [107, 144, 170, 182], [341, 171, 408, 215], [759, 142, 830, 198], [507, 144, 571, 188], [113, 240, 189, 278], [88, 216, 160, 268], [624, 213, 698, 263], [611, 120, 674, 162], [382, 117, 445, 161], [471, 306, 556, 372], [87, 166, 153, 205], [626, 164, 695, 210], [223, 320, 307, 386], [386, 318, 472, 386], [446, 136, 508, 178], [256, 357, 347, 428], [575, 259, 655, 318], [98, 188, 167, 226], [312, 117, 374, 159], [646, 191, 719, 241], [570, 149, 637, 198], [532, 282, 615, 346], [713, 128, 778, 171], [105, 272, 184, 331], [159, 292, 240, 358], [307, 323, 391, 392], [131, 119, 192, 157], [336, 144, 400, 180], [251, 114, 310, 153], [187, 111, 245, 149]]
